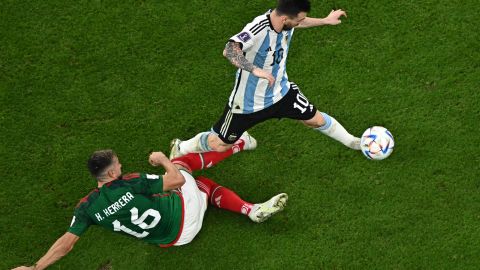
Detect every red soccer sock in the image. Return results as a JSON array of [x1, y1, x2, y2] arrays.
[[195, 176, 253, 215], [172, 140, 245, 172]]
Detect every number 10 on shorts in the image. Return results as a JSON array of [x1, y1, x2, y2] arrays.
[[293, 92, 310, 114]]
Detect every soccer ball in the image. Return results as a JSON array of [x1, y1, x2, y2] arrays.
[[360, 126, 394, 160]]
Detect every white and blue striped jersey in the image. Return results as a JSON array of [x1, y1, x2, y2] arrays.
[[228, 10, 294, 114]]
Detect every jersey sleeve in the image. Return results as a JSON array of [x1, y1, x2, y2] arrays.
[[228, 22, 261, 52], [67, 206, 92, 236], [125, 173, 164, 195], [143, 173, 164, 194]]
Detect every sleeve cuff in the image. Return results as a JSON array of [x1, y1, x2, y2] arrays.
[[227, 39, 243, 50]]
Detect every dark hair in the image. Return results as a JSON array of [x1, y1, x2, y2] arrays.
[[276, 0, 311, 17], [87, 149, 116, 178]]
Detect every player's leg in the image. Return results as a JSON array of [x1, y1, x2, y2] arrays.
[[170, 105, 259, 158], [171, 130, 257, 159], [171, 105, 234, 157], [171, 136, 253, 172], [207, 133, 233, 153], [281, 83, 360, 150], [195, 176, 288, 223], [208, 107, 267, 153], [303, 111, 361, 150], [170, 131, 213, 158]]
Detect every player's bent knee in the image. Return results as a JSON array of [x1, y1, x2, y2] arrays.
[[207, 134, 221, 147], [210, 143, 232, 152], [303, 111, 325, 128], [208, 135, 232, 152], [301, 120, 316, 128], [302, 119, 322, 129]]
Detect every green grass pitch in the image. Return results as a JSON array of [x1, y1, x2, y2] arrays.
[[1, 0, 479, 269]]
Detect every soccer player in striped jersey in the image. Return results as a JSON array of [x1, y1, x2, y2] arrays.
[[12, 142, 287, 270], [170, 0, 361, 159]]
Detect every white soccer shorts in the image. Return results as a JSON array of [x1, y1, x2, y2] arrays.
[[174, 170, 208, 246]]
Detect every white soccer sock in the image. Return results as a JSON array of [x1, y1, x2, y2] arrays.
[[178, 131, 212, 155], [315, 112, 360, 150]]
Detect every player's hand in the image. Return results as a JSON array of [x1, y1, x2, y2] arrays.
[[11, 266, 34, 270], [252, 67, 275, 87], [324, 9, 347, 25], [149, 151, 169, 167]]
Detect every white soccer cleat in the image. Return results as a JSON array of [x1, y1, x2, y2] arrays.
[[239, 131, 257, 151], [248, 193, 288, 223], [169, 138, 183, 160], [350, 137, 361, 150]]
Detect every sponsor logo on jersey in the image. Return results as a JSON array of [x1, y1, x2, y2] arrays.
[[237, 32, 251, 42]]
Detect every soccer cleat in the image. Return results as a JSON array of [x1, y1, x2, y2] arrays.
[[350, 137, 361, 150], [248, 193, 288, 223], [169, 138, 183, 160], [238, 131, 257, 151]]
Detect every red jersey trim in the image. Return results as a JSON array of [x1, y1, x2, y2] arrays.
[[159, 190, 185, 248], [122, 173, 141, 180], [76, 189, 99, 208], [151, 193, 171, 198], [105, 173, 142, 187]]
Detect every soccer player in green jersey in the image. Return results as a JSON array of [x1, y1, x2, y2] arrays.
[[13, 134, 287, 270]]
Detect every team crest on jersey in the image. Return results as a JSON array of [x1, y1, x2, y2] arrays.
[[237, 32, 251, 42]]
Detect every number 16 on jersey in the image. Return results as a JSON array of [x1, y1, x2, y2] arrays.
[[113, 207, 161, 238]]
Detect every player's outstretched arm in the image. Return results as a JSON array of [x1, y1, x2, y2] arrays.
[[149, 151, 185, 191], [223, 41, 255, 72], [12, 232, 79, 270], [223, 41, 274, 86], [296, 9, 347, 28]]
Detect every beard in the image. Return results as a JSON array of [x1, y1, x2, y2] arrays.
[[283, 22, 298, 31]]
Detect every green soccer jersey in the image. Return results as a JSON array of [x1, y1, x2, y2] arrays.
[[68, 173, 183, 246]]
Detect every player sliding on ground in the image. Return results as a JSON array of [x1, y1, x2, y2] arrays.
[[12, 135, 287, 270], [170, 0, 360, 159]]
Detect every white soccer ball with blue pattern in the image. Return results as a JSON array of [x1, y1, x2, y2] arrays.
[[360, 126, 394, 160]]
